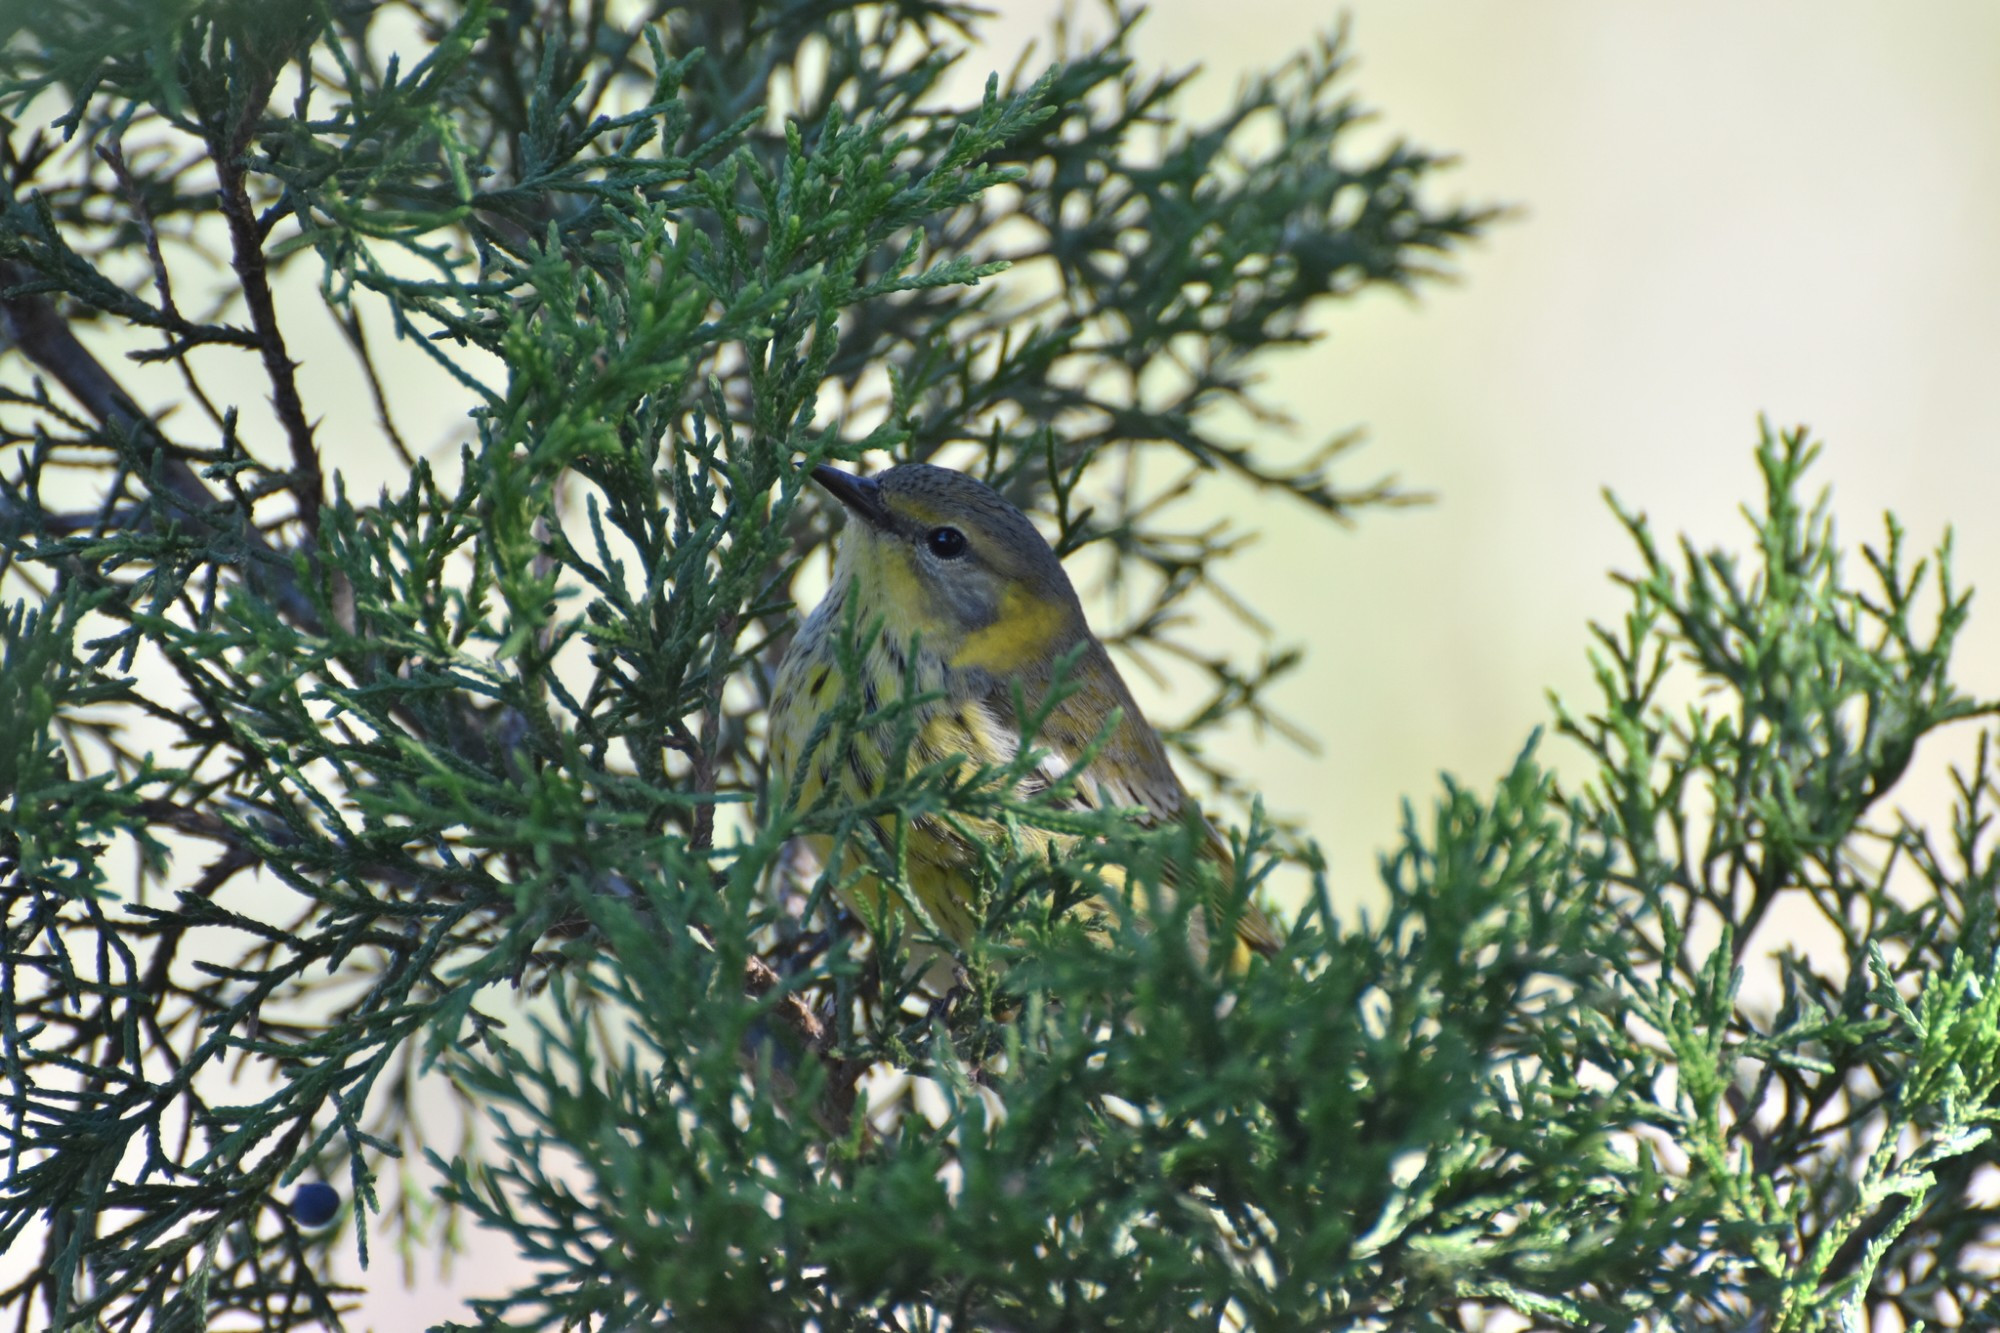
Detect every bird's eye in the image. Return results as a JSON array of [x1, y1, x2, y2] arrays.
[[926, 526, 968, 560]]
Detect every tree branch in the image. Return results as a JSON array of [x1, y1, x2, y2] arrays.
[[216, 83, 323, 537], [0, 260, 322, 632]]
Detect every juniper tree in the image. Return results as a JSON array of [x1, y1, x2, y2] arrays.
[[3, 2, 1998, 1330]]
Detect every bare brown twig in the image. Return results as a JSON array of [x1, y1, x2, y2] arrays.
[[333, 306, 415, 467], [214, 82, 322, 537], [94, 137, 231, 432], [0, 260, 321, 631]]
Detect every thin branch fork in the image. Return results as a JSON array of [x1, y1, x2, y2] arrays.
[[215, 77, 323, 539], [0, 260, 322, 632]]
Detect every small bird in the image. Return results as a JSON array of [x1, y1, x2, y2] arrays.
[[768, 462, 1282, 964]]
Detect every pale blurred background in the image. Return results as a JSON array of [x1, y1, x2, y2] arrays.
[[976, 0, 2000, 916], [301, 1, 2000, 1322]]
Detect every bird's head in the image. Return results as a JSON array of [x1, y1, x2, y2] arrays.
[[811, 463, 1087, 675]]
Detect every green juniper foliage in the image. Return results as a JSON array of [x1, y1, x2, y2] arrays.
[[1, 2, 1996, 1330]]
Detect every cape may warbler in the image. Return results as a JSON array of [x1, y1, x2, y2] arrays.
[[769, 463, 1282, 964]]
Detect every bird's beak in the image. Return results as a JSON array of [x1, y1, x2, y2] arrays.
[[811, 465, 894, 531]]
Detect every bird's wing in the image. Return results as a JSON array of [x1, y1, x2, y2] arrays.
[[985, 639, 1284, 958]]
